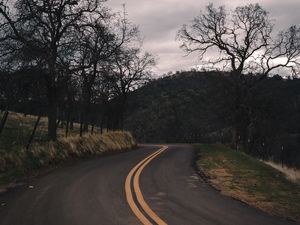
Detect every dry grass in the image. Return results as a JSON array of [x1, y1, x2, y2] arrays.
[[0, 131, 136, 176], [0, 111, 136, 184], [0, 111, 88, 154], [196, 144, 300, 222]]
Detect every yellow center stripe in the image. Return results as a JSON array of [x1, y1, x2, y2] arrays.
[[125, 146, 168, 225]]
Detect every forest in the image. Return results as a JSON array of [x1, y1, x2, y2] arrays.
[[125, 70, 300, 168], [0, 0, 155, 142], [0, 2, 300, 168]]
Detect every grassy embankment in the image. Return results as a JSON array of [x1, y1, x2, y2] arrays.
[[196, 144, 300, 222], [0, 111, 136, 186]]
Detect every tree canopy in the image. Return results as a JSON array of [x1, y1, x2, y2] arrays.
[[177, 3, 300, 77]]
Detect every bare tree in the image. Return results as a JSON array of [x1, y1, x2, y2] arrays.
[[177, 3, 300, 148], [260, 26, 300, 76], [0, 0, 105, 140], [73, 7, 140, 135], [106, 47, 155, 129], [178, 3, 300, 76], [75, 13, 114, 134]]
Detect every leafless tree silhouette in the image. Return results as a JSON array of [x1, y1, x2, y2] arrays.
[[177, 3, 300, 148], [178, 3, 300, 77], [0, 1, 155, 141], [0, 0, 107, 140]]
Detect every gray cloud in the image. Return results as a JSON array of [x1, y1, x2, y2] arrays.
[[106, 0, 300, 76]]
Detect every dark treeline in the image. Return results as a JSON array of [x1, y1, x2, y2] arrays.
[[125, 71, 300, 168], [177, 3, 300, 149], [0, 0, 155, 141], [170, 3, 300, 167], [1, 1, 300, 168]]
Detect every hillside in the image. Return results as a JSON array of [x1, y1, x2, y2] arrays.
[[124, 71, 300, 168], [125, 71, 231, 143]]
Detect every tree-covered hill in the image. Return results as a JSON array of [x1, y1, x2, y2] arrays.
[[125, 71, 232, 143], [125, 71, 300, 168]]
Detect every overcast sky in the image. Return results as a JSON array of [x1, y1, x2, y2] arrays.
[[105, 0, 300, 76]]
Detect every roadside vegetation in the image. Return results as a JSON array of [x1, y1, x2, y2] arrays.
[[0, 112, 136, 187], [0, 1, 299, 220], [0, 0, 155, 142], [0, 111, 86, 153], [0, 0, 145, 189], [126, 71, 300, 169], [1, 2, 300, 170], [196, 144, 300, 222]]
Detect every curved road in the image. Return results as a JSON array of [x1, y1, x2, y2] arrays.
[[0, 144, 298, 225]]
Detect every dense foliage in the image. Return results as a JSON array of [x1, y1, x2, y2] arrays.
[[125, 71, 300, 168]]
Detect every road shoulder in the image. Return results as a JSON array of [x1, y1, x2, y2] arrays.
[[195, 144, 300, 223]]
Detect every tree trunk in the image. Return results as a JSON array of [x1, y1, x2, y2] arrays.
[[100, 116, 104, 134], [83, 122, 88, 132], [56, 119, 61, 129], [79, 118, 83, 137], [65, 109, 71, 137], [230, 71, 242, 150], [0, 110, 9, 136], [46, 59, 58, 141], [65, 119, 69, 137], [231, 126, 238, 150], [48, 98, 57, 141], [120, 111, 124, 130], [91, 124, 94, 134], [26, 115, 41, 150]]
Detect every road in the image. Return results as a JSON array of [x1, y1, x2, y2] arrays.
[[0, 144, 297, 225]]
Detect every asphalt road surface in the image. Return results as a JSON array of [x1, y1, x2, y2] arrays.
[[0, 144, 298, 225]]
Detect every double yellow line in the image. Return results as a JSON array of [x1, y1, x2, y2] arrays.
[[125, 146, 168, 225]]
